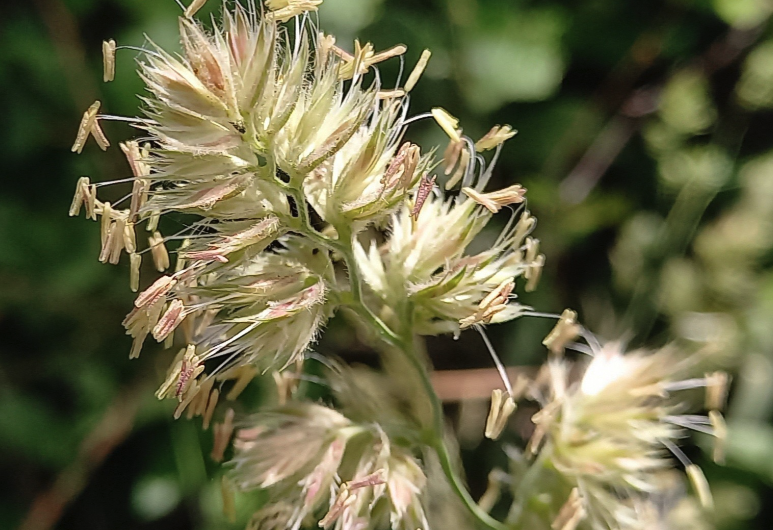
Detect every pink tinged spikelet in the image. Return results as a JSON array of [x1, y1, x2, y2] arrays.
[[181, 216, 280, 263], [349, 470, 386, 489], [382, 143, 409, 187], [174, 174, 252, 211], [303, 437, 347, 507], [179, 18, 228, 97], [381, 142, 421, 192], [300, 117, 364, 172]]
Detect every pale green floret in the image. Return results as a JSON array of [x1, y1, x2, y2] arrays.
[[355, 194, 537, 334]]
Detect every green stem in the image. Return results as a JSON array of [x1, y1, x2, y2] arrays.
[[434, 438, 511, 530], [335, 229, 403, 347], [394, 331, 509, 530], [506, 450, 550, 527]]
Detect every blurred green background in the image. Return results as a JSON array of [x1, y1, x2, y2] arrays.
[[3, 0, 773, 528]]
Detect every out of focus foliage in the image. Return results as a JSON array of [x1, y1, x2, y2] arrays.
[[2, 0, 773, 528]]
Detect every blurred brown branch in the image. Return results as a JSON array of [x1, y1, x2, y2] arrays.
[[431, 367, 534, 402], [17, 380, 148, 530]]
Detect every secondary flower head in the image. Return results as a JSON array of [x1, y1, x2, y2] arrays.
[[230, 402, 430, 530], [526, 341, 725, 529], [355, 174, 542, 335], [124, 237, 332, 373]]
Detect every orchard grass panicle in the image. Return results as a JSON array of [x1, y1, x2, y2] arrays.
[[71, 1, 729, 529]]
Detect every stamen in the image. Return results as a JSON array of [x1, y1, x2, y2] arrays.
[[404, 49, 431, 93], [72, 101, 100, 154], [709, 410, 726, 464], [485, 388, 516, 440], [525, 254, 545, 292], [152, 299, 186, 341], [266, 0, 323, 23], [226, 366, 258, 400], [129, 253, 141, 292], [477, 470, 503, 513], [686, 464, 714, 510], [377, 89, 405, 99], [203, 388, 220, 430], [443, 137, 464, 177], [446, 147, 469, 190], [211, 408, 235, 462], [189, 377, 214, 418], [174, 380, 201, 418], [460, 279, 514, 329], [69, 176, 90, 217], [102, 39, 116, 82], [705, 371, 729, 411], [135, 275, 177, 308], [462, 184, 526, 213], [99, 201, 113, 249], [108, 217, 127, 264], [542, 309, 581, 356], [431, 107, 461, 143], [123, 222, 136, 254], [476, 124, 517, 151], [149, 231, 170, 271], [347, 470, 386, 489]]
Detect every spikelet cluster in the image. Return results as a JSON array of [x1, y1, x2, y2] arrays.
[[231, 402, 429, 530], [355, 193, 541, 335], [515, 341, 726, 530], [70, 0, 532, 396]]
